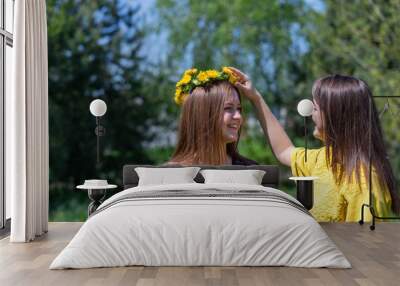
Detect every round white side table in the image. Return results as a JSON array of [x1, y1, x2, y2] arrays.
[[76, 183, 117, 216]]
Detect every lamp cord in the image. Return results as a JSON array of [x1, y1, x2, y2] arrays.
[[304, 116, 307, 162], [96, 117, 100, 164]]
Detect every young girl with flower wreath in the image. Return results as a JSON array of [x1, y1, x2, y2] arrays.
[[228, 67, 399, 222], [169, 67, 257, 166]]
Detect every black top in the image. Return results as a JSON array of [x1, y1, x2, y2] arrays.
[[231, 153, 258, 166]]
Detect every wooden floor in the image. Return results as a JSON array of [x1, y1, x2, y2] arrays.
[[0, 222, 399, 286]]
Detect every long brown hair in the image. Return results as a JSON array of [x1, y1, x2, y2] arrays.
[[313, 74, 400, 214], [170, 80, 242, 165]]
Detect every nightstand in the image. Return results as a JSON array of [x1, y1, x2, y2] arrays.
[[76, 180, 117, 216], [289, 176, 318, 210]]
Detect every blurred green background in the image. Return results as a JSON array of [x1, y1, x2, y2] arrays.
[[48, 0, 400, 221]]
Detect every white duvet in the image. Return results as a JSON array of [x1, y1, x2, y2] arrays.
[[50, 183, 351, 269]]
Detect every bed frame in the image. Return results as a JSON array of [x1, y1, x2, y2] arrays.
[[122, 164, 280, 189]]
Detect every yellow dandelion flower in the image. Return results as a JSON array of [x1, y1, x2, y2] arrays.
[[175, 92, 188, 105], [222, 67, 238, 84], [176, 74, 192, 87], [174, 95, 183, 105], [228, 75, 238, 84], [174, 95, 181, 105], [174, 90, 183, 104], [175, 87, 182, 97], [181, 74, 192, 85], [206, 70, 219, 79], [184, 68, 198, 76], [222, 67, 231, 74], [197, 71, 209, 82]]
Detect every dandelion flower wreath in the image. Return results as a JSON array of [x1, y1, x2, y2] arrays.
[[174, 67, 239, 105]]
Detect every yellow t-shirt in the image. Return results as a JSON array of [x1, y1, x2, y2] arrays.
[[290, 147, 393, 222]]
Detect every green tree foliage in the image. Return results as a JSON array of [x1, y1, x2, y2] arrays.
[[157, 0, 310, 100], [47, 0, 163, 220], [156, 0, 321, 165], [305, 1, 400, 94], [304, 0, 400, 175]]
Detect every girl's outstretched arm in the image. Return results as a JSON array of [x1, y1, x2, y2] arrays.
[[228, 67, 294, 166]]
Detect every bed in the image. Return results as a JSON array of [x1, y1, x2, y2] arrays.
[[50, 165, 351, 269]]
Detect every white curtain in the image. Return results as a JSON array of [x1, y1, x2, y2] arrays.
[[7, 0, 49, 242]]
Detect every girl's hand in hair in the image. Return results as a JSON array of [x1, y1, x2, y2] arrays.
[[227, 67, 294, 166], [227, 67, 262, 103]]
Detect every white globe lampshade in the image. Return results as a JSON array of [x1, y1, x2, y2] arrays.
[[89, 99, 107, 117], [297, 99, 313, 117]]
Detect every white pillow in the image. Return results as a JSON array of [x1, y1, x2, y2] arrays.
[[200, 169, 266, 185], [135, 167, 201, 186]]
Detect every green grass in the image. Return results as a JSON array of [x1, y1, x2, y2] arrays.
[[49, 199, 87, 221]]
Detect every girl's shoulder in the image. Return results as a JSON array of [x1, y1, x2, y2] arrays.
[[291, 146, 327, 176], [291, 146, 326, 163]]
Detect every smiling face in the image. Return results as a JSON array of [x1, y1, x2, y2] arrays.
[[171, 80, 243, 165], [222, 92, 243, 143], [311, 99, 324, 141]]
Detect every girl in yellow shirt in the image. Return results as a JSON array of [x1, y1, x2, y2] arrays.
[[227, 67, 399, 222]]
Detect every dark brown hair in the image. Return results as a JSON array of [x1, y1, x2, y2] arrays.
[[312, 74, 399, 214], [170, 80, 243, 165]]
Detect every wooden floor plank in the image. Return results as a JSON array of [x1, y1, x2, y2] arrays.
[[0, 222, 399, 286]]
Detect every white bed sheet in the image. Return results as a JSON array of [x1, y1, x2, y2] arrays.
[[50, 183, 351, 269]]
